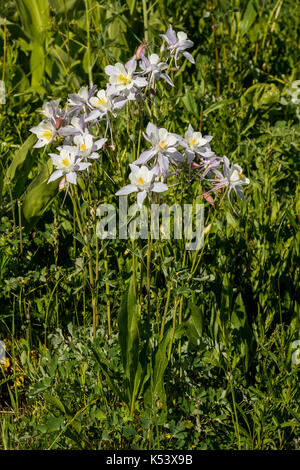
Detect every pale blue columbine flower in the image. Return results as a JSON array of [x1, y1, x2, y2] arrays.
[[182, 124, 213, 162], [139, 53, 174, 87], [133, 122, 184, 175], [160, 25, 194, 67], [48, 146, 91, 185], [73, 132, 107, 160], [115, 164, 168, 207]]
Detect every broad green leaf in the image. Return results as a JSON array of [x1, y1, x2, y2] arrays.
[[126, 0, 136, 15], [30, 41, 45, 88], [185, 302, 203, 345], [239, 1, 257, 38], [203, 99, 235, 116], [21, 160, 59, 230], [43, 393, 66, 414], [118, 278, 141, 397], [144, 328, 171, 414], [48, 0, 78, 14], [182, 91, 198, 117], [92, 346, 125, 402], [4, 134, 36, 198], [241, 83, 280, 110], [16, 0, 50, 41]]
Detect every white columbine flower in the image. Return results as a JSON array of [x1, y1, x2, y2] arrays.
[[48, 146, 91, 185], [140, 53, 174, 87], [89, 89, 112, 114], [210, 156, 250, 208], [105, 59, 147, 94], [134, 122, 183, 168], [30, 119, 57, 148], [161, 25, 195, 66], [67, 85, 96, 112], [183, 124, 213, 162], [73, 133, 106, 159], [115, 164, 168, 207]]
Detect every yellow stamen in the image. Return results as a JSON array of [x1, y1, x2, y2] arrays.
[[118, 74, 131, 85], [42, 130, 52, 140], [80, 144, 87, 151], [159, 140, 166, 149], [137, 177, 145, 185], [97, 98, 106, 106], [62, 158, 70, 168], [239, 172, 244, 179], [190, 138, 197, 146]]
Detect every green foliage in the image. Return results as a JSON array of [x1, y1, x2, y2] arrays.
[[0, 0, 299, 451]]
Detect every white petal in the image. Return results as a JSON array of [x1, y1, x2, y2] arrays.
[[48, 170, 64, 183], [137, 190, 147, 207], [116, 184, 138, 196], [151, 182, 168, 193], [66, 172, 77, 184]]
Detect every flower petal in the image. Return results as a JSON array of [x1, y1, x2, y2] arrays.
[[151, 182, 168, 193], [48, 170, 64, 183], [137, 190, 147, 207], [116, 184, 138, 196]]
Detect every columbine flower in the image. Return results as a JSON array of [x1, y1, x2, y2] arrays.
[[89, 89, 112, 114], [115, 164, 168, 207], [105, 59, 147, 97], [30, 119, 57, 148], [182, 124, 213, 162], [86, 88, 127, 122], [133, 122, 183, 174], [59, 115, 87, 137], [67, 85, 96, 112], [73, 133, 106, 159], [38, 100, 61, 119], [48, 146, 91, 185], [161, 25, 194, 66], [210, 156, 250, 209], [140, 53, 173, 87]]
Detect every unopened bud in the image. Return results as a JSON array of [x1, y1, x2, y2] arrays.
[[136, 43, 146, 60], [191, 162, 201, 169], [203, 192, 214, 204], [59, 176, 66, 190]]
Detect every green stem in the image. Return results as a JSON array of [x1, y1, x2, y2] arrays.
[[142, 0, 149, 43]]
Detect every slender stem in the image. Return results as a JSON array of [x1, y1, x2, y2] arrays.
[[147, 227, 152, 319], [84, 0, 92, 86], [159, 283, 171, 341], [142, 0, 149, 43]]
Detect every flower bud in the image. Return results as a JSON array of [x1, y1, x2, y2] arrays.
[[136, 43, 146, 60]]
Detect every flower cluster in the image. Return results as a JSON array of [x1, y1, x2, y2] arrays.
[[117, 122, 250, 209], [29, 24, 249, 210]]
